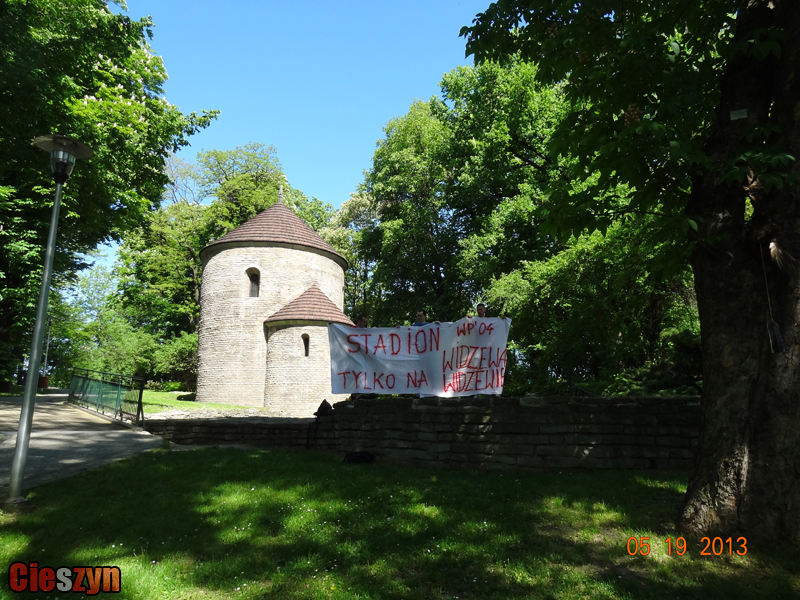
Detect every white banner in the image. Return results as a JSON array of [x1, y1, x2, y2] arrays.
[[328, 317, 511, 397]]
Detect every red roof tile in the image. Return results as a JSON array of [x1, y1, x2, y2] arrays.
[[265, 284, 354, 326], [201, 202, 346, 266]]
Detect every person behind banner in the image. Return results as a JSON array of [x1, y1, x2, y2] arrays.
[[467, 303, 506, 320], [412, 309, 428, 327], [467, 302, 487, 318]]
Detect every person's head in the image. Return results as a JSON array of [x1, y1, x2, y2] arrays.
[[476, 303, 486, 318], [355, 314, 368, 328], [416, 309, 427, 324]]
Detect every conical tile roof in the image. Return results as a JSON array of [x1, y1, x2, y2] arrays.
[[265, 284, 354, 326], [201, 201, 346, 266]]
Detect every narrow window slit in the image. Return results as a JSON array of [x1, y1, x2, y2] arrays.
[[247, 268, 260, 297]]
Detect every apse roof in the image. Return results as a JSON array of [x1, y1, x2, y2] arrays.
[[264, 284, 354, 326], [201, 201, 346, 265]]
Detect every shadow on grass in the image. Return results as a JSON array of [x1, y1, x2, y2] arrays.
[[1, 447, 798, 599]]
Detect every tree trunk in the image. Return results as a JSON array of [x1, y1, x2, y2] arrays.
[[680, 0, 800, 544]]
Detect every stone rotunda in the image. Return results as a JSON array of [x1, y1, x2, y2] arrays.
[[195, 198, 353, 416]]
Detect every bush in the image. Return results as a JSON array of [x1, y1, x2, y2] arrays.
[[153, 332, 198, 392], [603, 328, 702, 396], [144, 380, 185, 392], [160, 381, 186, 392]]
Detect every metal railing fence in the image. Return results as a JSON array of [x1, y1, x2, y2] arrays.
[[68, 367, 146, 426]]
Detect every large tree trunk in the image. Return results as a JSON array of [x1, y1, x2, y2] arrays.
[[680, 0, 800, 544]]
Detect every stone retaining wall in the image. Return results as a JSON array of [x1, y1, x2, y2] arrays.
[[145, 395, 701, 471], [145, 417, 313, 447]]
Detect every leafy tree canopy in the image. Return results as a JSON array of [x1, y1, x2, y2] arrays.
[[460, 1, 793, 253], [360, 61, 574, 325], [357, 58, 697, 395], [490, 217, 699, 394], [0, 0, 217, 383], [318, 192, 380, 320], [46, 265, 158, 384], [106, 145, 336, 388], [461, 0, 800, 544], [361, 100, 473, 324]]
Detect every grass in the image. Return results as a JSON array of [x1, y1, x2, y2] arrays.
[[1, 448, 798, 599], [139, 390, 258, 414], [2, 389, 254, 414]]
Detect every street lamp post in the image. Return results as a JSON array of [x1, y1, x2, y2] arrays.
[[6, 134, 93, 503]]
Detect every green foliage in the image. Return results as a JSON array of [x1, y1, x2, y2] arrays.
[[0, 0, 217, 383], [152, 332, 198, 392], [359, 62, 570, 325], [118, 145, 336, 316], [45, 283, 97, 387], [108, 145, 335, 388], [460, 2, 796, 260], [319, 192, 381, 319], [50, 261, 200, 387], [49, 264, 157, 379], [488, 218, 698, 392], [361, 100, 472, 324], [122, 145, 335, 310], [116, 196, 206, 336], [354, 59, 697, 390], [605, 328, 703, 397], [154, 381, 186, 393], [92, 315, 159, 377], [434, 60, 569, 289], [198, 142, 334, 239]]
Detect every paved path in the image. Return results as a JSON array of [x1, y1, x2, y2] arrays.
[[0, 392, 162, 497]]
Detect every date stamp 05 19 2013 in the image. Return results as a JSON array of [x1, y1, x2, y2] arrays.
[[626, 536, 748, 557]]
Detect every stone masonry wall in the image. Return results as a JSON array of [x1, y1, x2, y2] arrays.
[[264, 324, 349, 416], [197, 244, 345, 407], [148, 395, 700, 471], [146, 417, 313, 447]]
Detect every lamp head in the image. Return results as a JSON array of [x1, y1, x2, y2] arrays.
[[34, 135, 93, 184]]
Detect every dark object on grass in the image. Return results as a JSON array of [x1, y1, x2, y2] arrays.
[[307, 400, 333, 449], [314, 399, 333, 417], [343, 451, 375, 464]]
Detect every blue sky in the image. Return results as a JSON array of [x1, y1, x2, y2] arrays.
[[122, 0, 491, 210]]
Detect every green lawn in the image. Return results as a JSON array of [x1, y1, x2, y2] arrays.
[[1, 448, 798, 599], [139, 390, 258, 414], [0, 389, 235, 414]]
